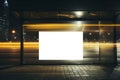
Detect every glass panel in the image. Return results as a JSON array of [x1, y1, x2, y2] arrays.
[[23, 31, 38, 64], [22, 11, 117, 64], [23, 21, 100, 64], [23, 22, 84, 64], [100, 25, 115, 64], [83, 22, 99, 63]]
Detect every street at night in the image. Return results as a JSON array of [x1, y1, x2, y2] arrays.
[[1, 0, 120, 80]]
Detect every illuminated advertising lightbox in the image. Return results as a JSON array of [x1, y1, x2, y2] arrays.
[[39, 31, 83, 60]]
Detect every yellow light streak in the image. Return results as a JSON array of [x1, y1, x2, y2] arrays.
[[23, 23, 120, 30], [0, 42, 38, 49], [84, 42, 115, 48], [23, 23, 120, 27], [0, 42, 119, 49]]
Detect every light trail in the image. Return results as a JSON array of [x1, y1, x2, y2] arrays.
[[0, 42, 119, 49], [23, 23, 120, 30], [0, 42, 38, 49]]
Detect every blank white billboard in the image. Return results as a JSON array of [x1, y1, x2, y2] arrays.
[[39, 31, 83, 60]]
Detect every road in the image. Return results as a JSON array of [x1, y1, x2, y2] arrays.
[[0, 42, 119, 64]]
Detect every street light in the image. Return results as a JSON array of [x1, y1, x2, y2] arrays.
[[74, 11, 84, 17], [12, 30, 16, 34]]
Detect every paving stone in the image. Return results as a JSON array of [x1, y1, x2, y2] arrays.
[[0, 65, 119, 80]]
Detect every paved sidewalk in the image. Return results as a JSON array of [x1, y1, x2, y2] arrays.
[[0, 65, 14, 69], [0, 65, 119, 80]]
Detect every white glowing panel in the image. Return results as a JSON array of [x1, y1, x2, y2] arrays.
[[39, 31, 83, 60]]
